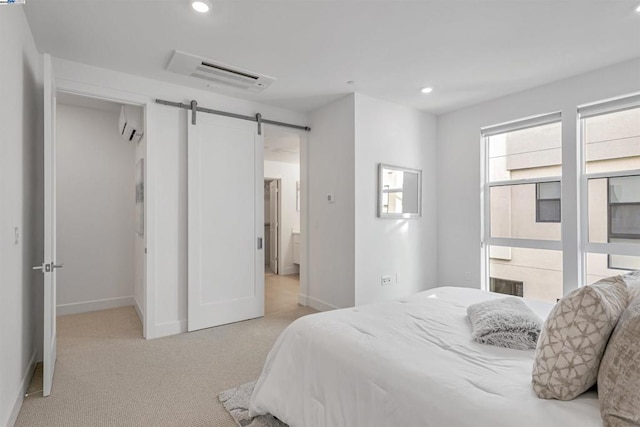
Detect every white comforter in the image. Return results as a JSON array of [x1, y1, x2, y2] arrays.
[[249, 287, 601, 427]]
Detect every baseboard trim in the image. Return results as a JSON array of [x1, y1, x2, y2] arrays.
[[298, 293, 308, 306], [306, 295, 339, 312], [133, 298, 144, 324], [281, 266, 300, 276], [57, 296, 134, 316], [6, 351, 36, 427], [147, 319, 187, 339]]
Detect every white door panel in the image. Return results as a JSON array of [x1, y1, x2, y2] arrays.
[[187, 112, 264, 331], [42, 53, 58, 397], [269, 180, 278, 274]]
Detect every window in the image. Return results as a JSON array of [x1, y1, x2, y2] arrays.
[[482, 113, 563, 302], [581, 96, 640, 278], [481, 94, 640, 302], [608, 176, 640, 269], [490, 277, 523, 297], [536, 181, 561, 223]]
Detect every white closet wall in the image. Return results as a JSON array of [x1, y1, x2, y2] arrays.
[[56, 103, 137, 314]]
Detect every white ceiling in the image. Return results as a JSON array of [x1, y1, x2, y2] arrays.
[[264, 125, 300, 164], [24, 0, 640, 115]]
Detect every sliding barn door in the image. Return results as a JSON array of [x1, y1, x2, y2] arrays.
[[187, 112, 264, 331]]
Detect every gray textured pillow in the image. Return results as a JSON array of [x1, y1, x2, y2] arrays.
[[531, 278, 628, 401], [598, 292, 640, 427], [467, 297, 542, 350], [621, 270, 640, 301]]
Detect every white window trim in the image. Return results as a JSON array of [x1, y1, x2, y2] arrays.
[[480, 115, 564, 293], [578, 95, 640, 272], [481, 94, 640, 299]]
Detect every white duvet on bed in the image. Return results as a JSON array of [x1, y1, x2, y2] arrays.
[[249, 287, 601, 427]]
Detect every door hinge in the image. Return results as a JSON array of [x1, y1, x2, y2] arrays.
[[257, 237, 263, 250]]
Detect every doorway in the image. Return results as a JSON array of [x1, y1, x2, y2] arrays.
[[55, 92, 145, 330], [263, 125, 301, 314]]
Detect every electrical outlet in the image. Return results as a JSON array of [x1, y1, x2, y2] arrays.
[[381, 275, 392, 286], [14, 227, 19, 245], [465, 271, 472, 281]]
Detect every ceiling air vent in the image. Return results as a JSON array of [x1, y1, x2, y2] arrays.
[[166, 50, 275, 93]]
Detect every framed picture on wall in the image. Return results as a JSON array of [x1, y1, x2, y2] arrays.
[[135, 159, 144, 236]]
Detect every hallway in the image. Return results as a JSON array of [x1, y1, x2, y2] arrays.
[[265, 273, 300, 315]]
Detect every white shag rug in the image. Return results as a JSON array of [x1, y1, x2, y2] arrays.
[[218, 381, 288, 427]]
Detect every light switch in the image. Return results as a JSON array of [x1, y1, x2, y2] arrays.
[[327, 194, 335, 203]]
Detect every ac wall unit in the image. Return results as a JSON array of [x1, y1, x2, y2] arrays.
[[119, 105, 144, 143], [166, 50, 275, 93]]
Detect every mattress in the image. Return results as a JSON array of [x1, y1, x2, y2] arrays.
[[249, 287, 601, 427]]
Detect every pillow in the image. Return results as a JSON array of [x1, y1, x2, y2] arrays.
[[531, 277, 627, 400], [467, 297, 542, 350], [598, 293, 640, 426], [621, 270, 640, 301]]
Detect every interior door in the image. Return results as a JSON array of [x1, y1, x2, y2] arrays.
[[269, 180, 279, 274], [41, 53, 59, 396], [187, 111, 264, 331]]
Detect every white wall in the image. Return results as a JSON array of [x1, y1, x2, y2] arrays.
[[354, 93, 438, 305], [52, 58, 308, 338], [307, 94, 356, 310], [437, 58, 640, 291], [0, 6, 42, 427], [264, 160, 300, 275], [55, 104, 136, 315]]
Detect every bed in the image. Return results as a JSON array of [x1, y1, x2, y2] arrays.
[[249, 287, 601, 427]]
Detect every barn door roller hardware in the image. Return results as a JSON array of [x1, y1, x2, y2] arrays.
[[155, 99, 311, 134]]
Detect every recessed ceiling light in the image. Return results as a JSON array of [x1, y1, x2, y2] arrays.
[[421, 87, 433, 94], [191, 0, 212, 13]]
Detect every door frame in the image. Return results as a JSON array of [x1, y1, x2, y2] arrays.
[[53, 81, 151, 339], [264, 177, 282, 275]]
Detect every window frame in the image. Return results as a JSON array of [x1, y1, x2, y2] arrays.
[[480, 93, 640, 300], [579, 96, 640, 262], [482, 112, 563, 251], [481, 112, 563, 297]]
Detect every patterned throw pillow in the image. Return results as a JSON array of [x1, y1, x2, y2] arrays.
[[531, 278, 628, 400], [598, 293, 640, 426], [621, 270, 640, 301]]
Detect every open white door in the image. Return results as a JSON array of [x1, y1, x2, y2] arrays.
[[187, 112, 264, 331], [269, 180, 279, 274], [35, 54, 60, 396]]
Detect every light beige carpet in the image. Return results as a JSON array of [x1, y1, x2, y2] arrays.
[[16, 304, 315, 427]]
